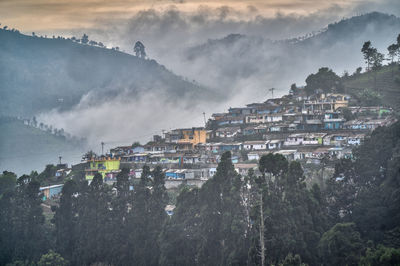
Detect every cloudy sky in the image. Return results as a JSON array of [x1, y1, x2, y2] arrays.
[[1, 0, 398, 33], [1, 0, 397, 64], [0, 1, 356, 30]]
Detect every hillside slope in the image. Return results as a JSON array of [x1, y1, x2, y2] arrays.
[[0, 29, 216, 117], [344, 65, 400, 110], [0, 117, 86, 175], [179, 12, 400, 98]]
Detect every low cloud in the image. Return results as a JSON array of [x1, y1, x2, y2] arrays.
[[38, 89, 213, 150], [34, 0, 400, 147]]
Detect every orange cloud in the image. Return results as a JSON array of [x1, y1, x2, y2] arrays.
[[0, 0, 359, 32]]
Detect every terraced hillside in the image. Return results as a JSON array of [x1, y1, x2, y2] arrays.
[[344, 64, 400, 111]]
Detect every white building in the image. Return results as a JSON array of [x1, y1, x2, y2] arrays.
[[284, 133, 305, 146], [347, 134, 365, 146], [267, 139, 283, 150], [243, 140, 269, 151]]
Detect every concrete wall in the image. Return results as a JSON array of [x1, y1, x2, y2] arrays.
[[164, 179, 207, 189]]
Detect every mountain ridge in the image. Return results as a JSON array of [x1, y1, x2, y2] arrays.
[[179, 12, 400, 98], [0, 29, 218, 117]]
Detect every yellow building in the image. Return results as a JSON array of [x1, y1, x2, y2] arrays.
[[177, 127, 207, 147], [85, 158, 121, 180], [304, 93, 349, 112], [330, 94, 349, 110]]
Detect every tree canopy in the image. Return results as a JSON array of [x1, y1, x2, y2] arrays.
[[134, 41, 146, 58], [1, 122, 400, 265], [305, 67, 343, 95]]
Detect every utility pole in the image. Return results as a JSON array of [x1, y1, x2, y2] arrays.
[[58, 156, 62, 165], [269, 87, 275, 99], [203, 112, 206, 127], [101, 142, 105, 155]]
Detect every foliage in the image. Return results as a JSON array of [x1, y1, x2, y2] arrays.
[[358, 89, 382, 106], [0, 122, 400, 265], [341, 107, 355, 121], [80, 33, 89, 44], [0, 175, 48, 264], [325, 121, 400, 247], [305, 67, 343, 95], [282, 253, 306, 266], [387, 44, 398, 65], [361, 41, 376, 71], [0, 171, 17, 195], [318, 223, 363, 266], [134, 41, 146, 58], [0, 29, 211, 118], [37, 250, 68, 266], [131, 141, 141, 149], [360, 245, 400, 266]]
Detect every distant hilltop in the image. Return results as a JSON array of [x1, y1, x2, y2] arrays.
[[0, 28, 218, 117]]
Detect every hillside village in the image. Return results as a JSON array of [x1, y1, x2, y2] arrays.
[[2, 8, 400, 265], [58, 86, 396, 189]]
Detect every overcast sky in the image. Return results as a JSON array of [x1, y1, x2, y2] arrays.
[[1, 0, 399, 34]]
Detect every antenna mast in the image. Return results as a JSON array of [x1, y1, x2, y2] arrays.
[[269, 87, 275, 99]]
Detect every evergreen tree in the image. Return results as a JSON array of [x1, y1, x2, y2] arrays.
[[146, 166, 168, 265], [81, 33, 89, 44], [388, 43, 398, 77], [37, 250, 68, 266], [134, 41, 146, 58], [159, 187, 201, 266], [0, 171, 17, 195], [318, 223, 363, 266], [0, 175, 48, 264], [128, 165, 154, 265], [362, 41, 376, 71], [109, 168, 131, 265], [0, 187, 15, 263], [196, 151, 248, 265], [53, 179, 79, 262], [75, 173, 111, 265]]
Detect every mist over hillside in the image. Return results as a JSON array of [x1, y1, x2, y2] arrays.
[[0, 29, 217, 117], [0, 12, 399, 156], [0, 117, 85, 175], [0, 28, 223, 149], [170, 12, 400, 106]]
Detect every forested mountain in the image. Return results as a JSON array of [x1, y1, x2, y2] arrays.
[[180, 12, 400, 98], [0, 29, 216, 117]]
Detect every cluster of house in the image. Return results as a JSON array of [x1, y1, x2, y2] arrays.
[[83, 92, 396, 183]]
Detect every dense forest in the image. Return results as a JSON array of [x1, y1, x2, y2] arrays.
[[1, 121, 400, 265]]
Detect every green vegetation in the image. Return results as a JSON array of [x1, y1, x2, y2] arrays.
[[1, 15, 400, 266], [0, 29, 215, 117], [344, 64, 400, 109], [1, 121, 400, 265], [0, 171, 16, 195], [305, 67, 344, 95], [37, 250, 68, 266]]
